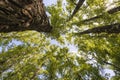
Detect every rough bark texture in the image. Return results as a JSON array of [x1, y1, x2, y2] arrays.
[[0, 0, 52, 33], [77, 23, 120, 35]]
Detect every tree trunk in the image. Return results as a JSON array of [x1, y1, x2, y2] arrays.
[[0, 0, 52, 33]]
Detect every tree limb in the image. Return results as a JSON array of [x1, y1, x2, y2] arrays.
[[102, 60, 120, 70], [82, 6, 120, 22], [76, 23, 120, 35], [68, 0, 85, 21]]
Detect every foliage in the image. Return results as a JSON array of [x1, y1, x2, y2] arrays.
[[0, 0, 120, 80]]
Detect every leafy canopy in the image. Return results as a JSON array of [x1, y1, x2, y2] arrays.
[[0, 0, 120, 80]]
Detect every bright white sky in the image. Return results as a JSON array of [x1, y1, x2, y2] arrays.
[[43, 0, 57, 6]]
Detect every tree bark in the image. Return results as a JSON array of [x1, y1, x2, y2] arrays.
[[0, 0, 52, 33]]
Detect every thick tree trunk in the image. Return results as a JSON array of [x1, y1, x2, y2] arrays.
[[0, 0, 52, 33]]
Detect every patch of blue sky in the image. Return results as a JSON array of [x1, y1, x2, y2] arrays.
[[50, 39, 78, 53], [43, 0, 57, 6], [101, 68, 115, 80], [0, 39, 23, 53]]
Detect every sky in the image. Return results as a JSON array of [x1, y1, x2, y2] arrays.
[[50, 39, 78, 53], [43, 0, 57, 6]]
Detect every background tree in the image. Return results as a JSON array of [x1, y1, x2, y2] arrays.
[[0, 0, 120, 80]]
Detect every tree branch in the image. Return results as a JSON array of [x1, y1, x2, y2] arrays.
[[102, 60, 120, 70], [76, 23, 120, 35], [82, 6, 120, 22], [68, 0, 85, 21]]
